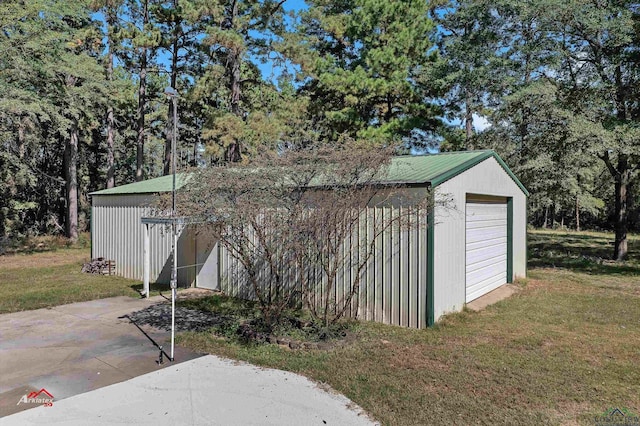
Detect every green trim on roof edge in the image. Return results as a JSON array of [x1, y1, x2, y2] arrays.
[[429, 150, 529, 196], [89, 150, 528, 197], [90, 173, 190, 196], [490, 151, 530, 196], [507, 197, 514, 283]]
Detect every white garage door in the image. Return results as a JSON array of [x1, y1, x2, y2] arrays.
[[465, 200, 507, 303]]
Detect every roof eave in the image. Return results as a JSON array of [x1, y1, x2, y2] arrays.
[[429, 150, 529, 196]]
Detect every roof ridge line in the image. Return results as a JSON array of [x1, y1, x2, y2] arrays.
[[393, 149, 492, 159]]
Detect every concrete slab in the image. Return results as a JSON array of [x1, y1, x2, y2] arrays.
[[466, 284, 519, 312], [1, 355, 376, 426], [0, 296, 202, 418]]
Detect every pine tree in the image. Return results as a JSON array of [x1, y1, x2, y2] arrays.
[[294, 0, 443, 146]]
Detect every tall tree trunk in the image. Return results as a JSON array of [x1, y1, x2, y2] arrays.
[[575, 196, 580, 232], [601, 151, 630, 261], [64, 124, 79, 241], [543, 205, 548, 228], [230, 56, 241, 116], [613, 156, 629, 261], [136, 0, 149, 182], [106, 10, 116, 188], [224, 0, 242, 163], [465, 91, 473, 149], [611, 67, 629, 260], [17, 119, 25, 159]]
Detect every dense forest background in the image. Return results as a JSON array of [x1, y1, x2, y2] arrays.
[[1, 0, 639, 259]]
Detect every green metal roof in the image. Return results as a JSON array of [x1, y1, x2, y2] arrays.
[[387, 150, 486, 184], [387, 150, 529, 195], [90, 173, 191, 195], [89, 150, 528, 196]]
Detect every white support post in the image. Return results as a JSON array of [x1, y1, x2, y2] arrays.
[[171, 219, 177, 361], [143, 223, 150, 298]]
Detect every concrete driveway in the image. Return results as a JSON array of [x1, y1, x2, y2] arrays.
[[0, 297, 375, 425], [1, 355, 375, 425], [0, 296, 201, 418]]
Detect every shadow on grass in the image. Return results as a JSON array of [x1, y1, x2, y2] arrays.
[[130, 282, 172, 298], [178, 293, 257, 318], [528, 230, 640, 275]]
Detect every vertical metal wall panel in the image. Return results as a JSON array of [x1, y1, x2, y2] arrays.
[[399, 206, 408, 327], [91, 194, 202, 287], [374, 208, 384, 323], [391, 208, 400, 326], [383, 207, 392, 324], [418, 212, 427, 329], [218, 203, 430, 329], [359, 209, 368, 321], [409, 210, 418, 329], [350, 219, 359, 318]]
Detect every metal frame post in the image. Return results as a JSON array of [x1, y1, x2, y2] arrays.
[[143, 223, 150, 298], [165, 87, 178, 362]]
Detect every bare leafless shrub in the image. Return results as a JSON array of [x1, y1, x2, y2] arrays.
[[173, 143, 434, 329]]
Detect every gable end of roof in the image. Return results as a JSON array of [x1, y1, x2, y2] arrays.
[[429, 150, 529, 196]]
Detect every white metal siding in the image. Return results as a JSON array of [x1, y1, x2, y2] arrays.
[[92, 194, 165, 281], [434, 157, 527, 321], [465, 202, 507, 302], [91, 194, 218, 288], [219, 206, 429, 329]]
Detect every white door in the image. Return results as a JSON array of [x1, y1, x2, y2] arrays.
[[195, 235, 219, 290], [465, 200, 507, 303]]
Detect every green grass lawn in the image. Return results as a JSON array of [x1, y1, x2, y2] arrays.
[[0, 247, 145, 313], [177, 229, 640, 425], [1, 230, 638, 424]]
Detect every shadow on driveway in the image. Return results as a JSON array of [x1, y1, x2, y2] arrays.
[[0, 296, 203, 418]]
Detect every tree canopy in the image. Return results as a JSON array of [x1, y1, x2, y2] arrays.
[[1, 0, 640, 259]]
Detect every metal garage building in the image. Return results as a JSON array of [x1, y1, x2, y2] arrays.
[[90, 150, 528, 327]]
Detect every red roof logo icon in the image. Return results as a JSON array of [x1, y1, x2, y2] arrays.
[[27, 389, 54, 399]]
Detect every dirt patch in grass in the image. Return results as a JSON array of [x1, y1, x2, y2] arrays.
[[386, 343, 451, 372]]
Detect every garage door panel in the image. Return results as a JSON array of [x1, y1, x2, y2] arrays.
[[467, 246, 505, 264], [468, 267, 506, 283], [466, 210, 507, 220], [466, 201, 507, 303], [467, 272, 506, 296], [467, 253, 506, 273], [466, 259, 507, 280], [466, 218, 507, 230], [466, 206, 507, 217], [466, 272, 507, 301], [466, 227, 506, 243], [466, 238, 507, 252]]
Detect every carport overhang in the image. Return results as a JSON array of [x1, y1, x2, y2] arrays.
[[139, 216, 204, 298]]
